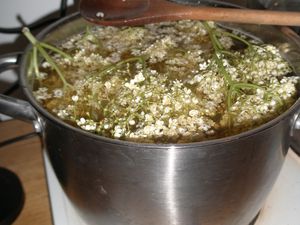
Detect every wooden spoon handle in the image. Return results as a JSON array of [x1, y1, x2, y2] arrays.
[[152, 0, 300, 27], [183, 7, 300, 26], [80, 0, 300, 27]]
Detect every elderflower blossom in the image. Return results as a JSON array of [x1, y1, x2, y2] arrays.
[[33, 20, 299, 143]]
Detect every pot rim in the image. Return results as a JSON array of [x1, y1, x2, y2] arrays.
[[20, 12, 300, 148]]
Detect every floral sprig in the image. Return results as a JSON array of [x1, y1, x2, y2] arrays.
[[22, 27, 73, 89], [203, 22, 283, 127], [94, 55, 147, 78]]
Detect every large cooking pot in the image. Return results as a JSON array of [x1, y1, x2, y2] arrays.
[[1, 12, 300, 225]]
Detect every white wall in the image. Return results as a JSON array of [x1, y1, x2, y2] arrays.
[[0, 0, 74, 44], [0, 0, 75, 82]]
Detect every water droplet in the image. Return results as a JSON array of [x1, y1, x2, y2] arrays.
[[96, 12, 105, 18]]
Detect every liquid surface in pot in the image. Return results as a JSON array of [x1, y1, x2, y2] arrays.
[[28, 21, 299, 143]]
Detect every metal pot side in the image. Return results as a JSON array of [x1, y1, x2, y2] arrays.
[[45, 115, 290, 225]]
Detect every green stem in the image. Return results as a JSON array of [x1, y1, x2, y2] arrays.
[[40, 42, 72, 59], [37, 45, 71, 88], [227, 86, 233, 110], [22, 27, 72, 89], [203, 22, 232, 85], [212, 33, 223, 50], [28, 51, 34, 77], [217, 31, 252, 48], [221, 50, 236, 58], [204, 23, 220, 50], [84, 26, 103, 47], [85, 26, 93, 36], [232, 82, 261, 90], [226, 86, 234, 128], [97, 56, 147, 77], [264, 91, 284, 107], [22, 27, 37, 45], [32, 46, 40, 78], [203, 21, 267, 129], [214, 55, 232, 85]]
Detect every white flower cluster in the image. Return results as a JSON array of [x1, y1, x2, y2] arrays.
[[236, 45, 291, 84], [33, 20, 299, 143]]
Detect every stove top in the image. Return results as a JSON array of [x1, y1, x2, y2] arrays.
[[44, 149, 300, 225], [1, 1, 300, 224]]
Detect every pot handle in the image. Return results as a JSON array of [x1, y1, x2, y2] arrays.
[[0, 53, 42, 133], [290, 110, 300, 155], [290, 112, 300, 155]]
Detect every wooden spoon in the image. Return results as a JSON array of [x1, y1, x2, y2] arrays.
[[79, 0, 300, 27]]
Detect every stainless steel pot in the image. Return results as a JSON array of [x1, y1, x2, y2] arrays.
[[1, 12, 300, 225]]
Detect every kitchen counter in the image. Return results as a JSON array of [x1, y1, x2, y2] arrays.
[[0, 119, 52, 225]]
